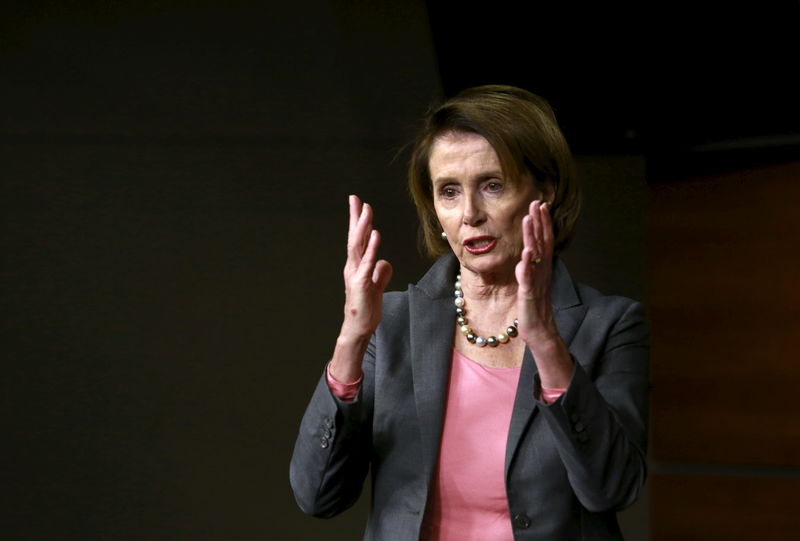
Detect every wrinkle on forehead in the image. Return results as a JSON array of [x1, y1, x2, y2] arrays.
[[428, 132, 502, 185]]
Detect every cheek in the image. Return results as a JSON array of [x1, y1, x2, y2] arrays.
[[436, 212, 457, 235], [502, 209, 528, 246], [508, 210, 526, 233]]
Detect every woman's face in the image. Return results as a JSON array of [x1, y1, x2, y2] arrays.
[[429, 131, 548, 279]]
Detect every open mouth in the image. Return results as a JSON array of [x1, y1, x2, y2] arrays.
[[464, 236, 497, 254]]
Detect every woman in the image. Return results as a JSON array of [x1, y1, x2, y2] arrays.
[[290, 85, 649, 540]]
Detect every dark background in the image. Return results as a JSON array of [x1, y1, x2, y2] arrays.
[[2, 1, 797, 539]]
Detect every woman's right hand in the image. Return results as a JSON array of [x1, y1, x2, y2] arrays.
[[329, 195, 393, 383]]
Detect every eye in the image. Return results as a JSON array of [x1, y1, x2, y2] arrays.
[[439, 185, 459, 199], [484, 181, 502, 193]]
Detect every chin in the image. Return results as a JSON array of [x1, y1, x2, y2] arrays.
[[459, 252, 516, 277]]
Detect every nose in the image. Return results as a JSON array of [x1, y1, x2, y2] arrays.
[[462, 191, 486, 227]]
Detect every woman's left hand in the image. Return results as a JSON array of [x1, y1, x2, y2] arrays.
[[514, 200, 574, 388]]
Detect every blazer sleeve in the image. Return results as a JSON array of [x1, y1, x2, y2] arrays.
[[289, 336, 376, 518], [534, 299, 650, 512]]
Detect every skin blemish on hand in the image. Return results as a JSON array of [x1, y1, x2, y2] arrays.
[[350, 308, 358, 316]]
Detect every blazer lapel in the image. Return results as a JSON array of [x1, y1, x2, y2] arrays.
[[505, 346, 539, 472], [407, 256, 588, 479], [505, 258, 588, 474], [409, 255, 459, 481]]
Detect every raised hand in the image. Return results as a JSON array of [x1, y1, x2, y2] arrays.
[[514, 200, 573, 388], [330, 195, 393, 383]]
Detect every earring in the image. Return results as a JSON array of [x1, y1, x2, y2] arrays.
[[441, 231, 447, 240]]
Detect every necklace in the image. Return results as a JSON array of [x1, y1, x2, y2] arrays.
[[454, 273, 519, 347]]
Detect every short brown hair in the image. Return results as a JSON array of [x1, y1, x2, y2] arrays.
[[408, 85, 581, 258]]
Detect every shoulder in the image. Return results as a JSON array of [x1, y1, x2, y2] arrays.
[[380, 253, 457, 321], [552, 257, 647, 341], [553, 258, 644, 321], [572, 281, 649, 346], [560, 273, 649, 370], [576, 282, 642, 314]]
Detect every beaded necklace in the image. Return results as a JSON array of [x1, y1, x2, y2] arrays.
[[454, 273, 519, 347]]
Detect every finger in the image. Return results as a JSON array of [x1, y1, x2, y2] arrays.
[[518, 246, 534, 280], [516, 249, 540, 306], [521, 214, 535, 253], [372, 259, 393, 292], [356, 229, 380, 279], [348, 195, 362, 236], [526, 200, 539, 248], [349, 201, 373, 260], [541, 202, 554, 257], [530, 200, 543, 253], [528, 198, 539, 218], [515, 256, 527, 288], [359, 203, 374, 255], [347, 195, 363, 258]]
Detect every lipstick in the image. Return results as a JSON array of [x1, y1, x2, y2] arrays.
[[463, 236, 497, 254]]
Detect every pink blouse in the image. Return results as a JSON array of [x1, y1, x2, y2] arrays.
[[325, 350, 566, 539], [419, 348, 521, 540]]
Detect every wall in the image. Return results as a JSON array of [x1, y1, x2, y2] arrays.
[[2, 2, 439, 539], [648, 160, 800, 540], [2, 2, 652, 539]]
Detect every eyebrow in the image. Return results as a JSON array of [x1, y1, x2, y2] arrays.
[[431, 171, 505, 187]]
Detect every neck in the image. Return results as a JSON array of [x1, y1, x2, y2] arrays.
[[454, 264, 521, 349], [458, 265, 518, 304]]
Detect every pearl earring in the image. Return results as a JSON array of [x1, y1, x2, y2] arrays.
[[441, 231, 447, 240]]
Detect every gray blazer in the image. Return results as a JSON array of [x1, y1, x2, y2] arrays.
[[290, 254, 649, 540]]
